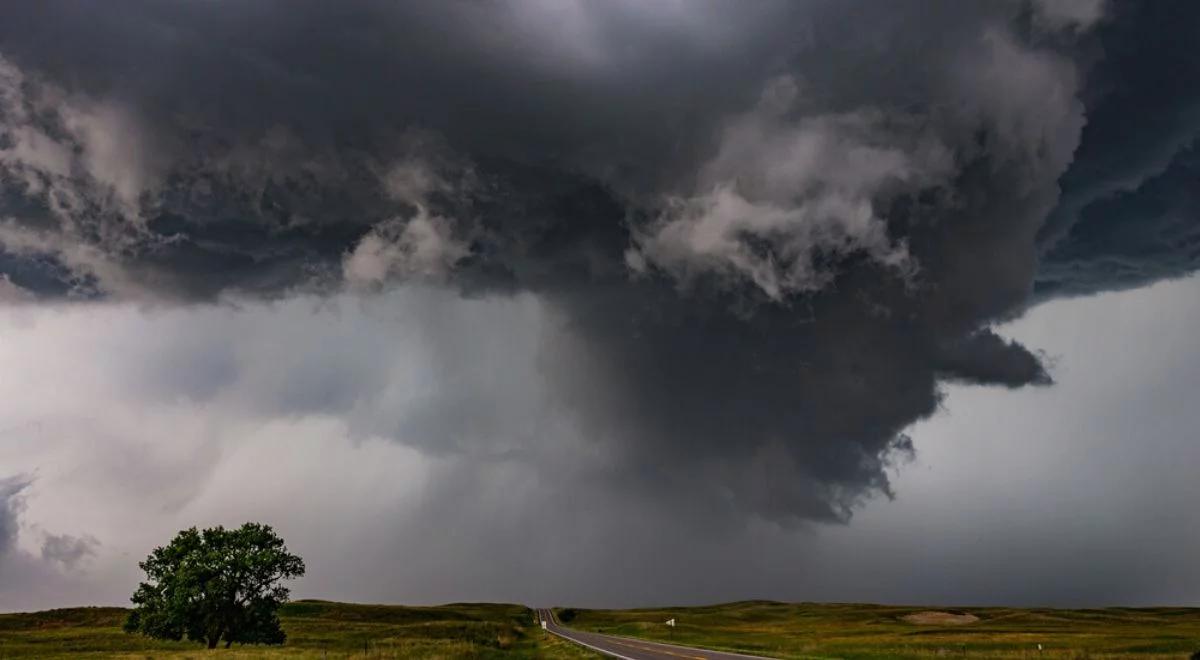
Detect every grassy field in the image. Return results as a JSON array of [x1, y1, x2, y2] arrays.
[[0, 600, 599, 659], [7, 599, 1200, 659], [556, 600, 1200, 659]]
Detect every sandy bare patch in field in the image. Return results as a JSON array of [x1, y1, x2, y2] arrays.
[[901, 611, 980, 625]]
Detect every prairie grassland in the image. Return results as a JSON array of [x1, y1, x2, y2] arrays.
[[0, 600, 599, 659], [557, 600, 1200, 659]]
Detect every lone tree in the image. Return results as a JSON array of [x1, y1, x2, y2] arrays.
[[124, 523, 305, 649]]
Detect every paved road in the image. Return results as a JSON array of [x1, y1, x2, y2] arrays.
[[536, 608, 773, 660]]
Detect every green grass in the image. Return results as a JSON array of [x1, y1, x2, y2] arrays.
[[0, 600, 600, 659], [9, 599, 1199, 659], [556, 600, 1200, 659]]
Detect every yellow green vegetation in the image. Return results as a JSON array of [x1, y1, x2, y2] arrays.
[[557, 600, 1200, 659], [0, 600, 598, 659]]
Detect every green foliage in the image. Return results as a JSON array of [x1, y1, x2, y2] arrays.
[[0, 601, 596, 658], [122, 522, 305, 649], [557, 608, 579, 623]]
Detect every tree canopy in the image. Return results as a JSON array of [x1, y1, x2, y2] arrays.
[[123, 522, 305, 649]]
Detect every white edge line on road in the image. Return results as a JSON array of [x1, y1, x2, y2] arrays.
[[538, 608, 775, 660], [547, 627, 640, 660], [593, 633, 774, 660], [540, 608, 639, 660]]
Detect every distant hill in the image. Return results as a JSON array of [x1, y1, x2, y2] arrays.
[[555, 600, 1200, 658]]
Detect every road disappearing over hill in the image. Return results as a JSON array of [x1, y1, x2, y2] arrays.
[[537, 608, 773, 660]]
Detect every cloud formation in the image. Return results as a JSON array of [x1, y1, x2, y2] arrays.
[[628, 76, 950, 299], [40, 532, 98, 570], [4, 277, 1200, 610], [0, 474, 101, 609], [0, 0, 1197, 533], [0, 475, 28, 558]]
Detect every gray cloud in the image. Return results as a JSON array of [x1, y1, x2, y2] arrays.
[[0, 474, 29, 558], [1028, 0, 1108, 32], [40, 532, 98, 570], [1036, 2, 1200, 297], [2, 278, 1200, 610], [0, 474, 100, 609], [0, 1, 1196, 540]]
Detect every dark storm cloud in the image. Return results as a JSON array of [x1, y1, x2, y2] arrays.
[[936, 329, 1052, 388], [0, 0, 1195, 525], [1037, 2, 1200, 297], [0, 474, 28, 558]]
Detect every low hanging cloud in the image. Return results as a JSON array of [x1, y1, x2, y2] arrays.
[[628, 76, 951, 300], [0, 475, 27, 558], [40, 532, 99, 571], [0, 0, 1197, 530], [0, 474, 99, 608], [1029, 0, 1108, 32], [344, 141, 475, 287], [343, 211, 469, 286]]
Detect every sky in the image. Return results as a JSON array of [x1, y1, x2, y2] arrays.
[[1, 0, 1200, 611]]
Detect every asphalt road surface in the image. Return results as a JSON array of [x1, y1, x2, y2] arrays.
[[536, 608, 773, 660]]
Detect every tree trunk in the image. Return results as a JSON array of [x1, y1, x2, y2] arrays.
[[225, 639, 233, 649], [208, 623, 225, 650]]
